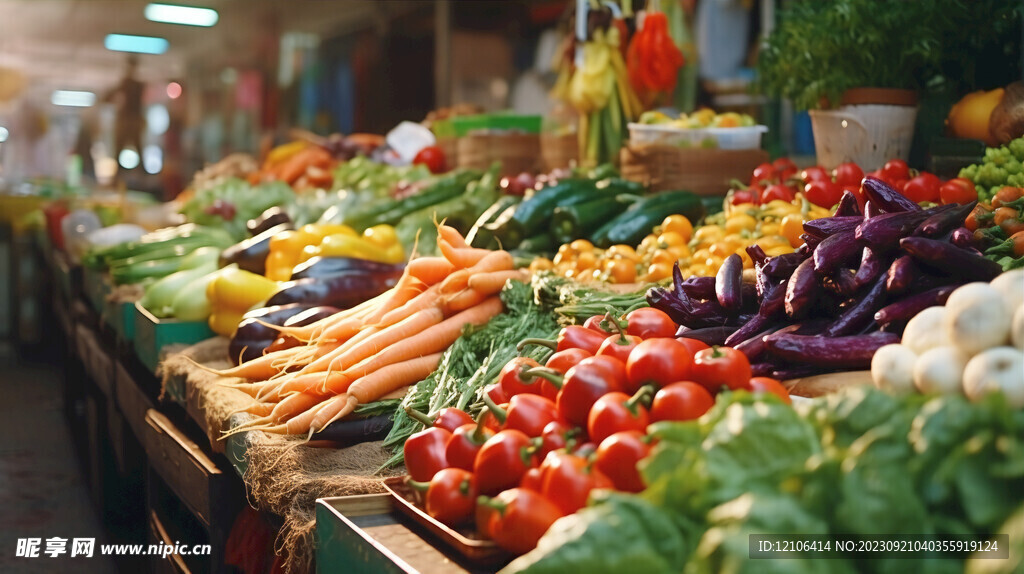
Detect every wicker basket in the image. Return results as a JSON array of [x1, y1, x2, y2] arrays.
[[540, 133, 579, 172], [620, 144, 770, 196], [436, 137, 458, 170], [457, 133, 541, 176]]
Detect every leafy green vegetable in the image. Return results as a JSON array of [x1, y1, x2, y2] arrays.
[[179, 178, 294, 240]]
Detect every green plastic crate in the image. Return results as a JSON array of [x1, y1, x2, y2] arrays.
[[132, 302, 213, 373], [452, 113, 542, 137]]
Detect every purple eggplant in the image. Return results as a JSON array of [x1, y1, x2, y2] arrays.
[[678, 276, 716, 299], [813, 231, 863, 275], [855, 210, 933, 250], [746, 244, 768, 267], [218, 222, 293, 275], [675, 325, 733, 346], [899, 236, 1003, 281], [864, 201, 884, 219], [716, 254, 743, 311], [834, 191, 862, 217], [853, 246, 887, 289], [799, 234, 822, 251], [765, 331, 900, 369], [651, 286, 731, 328], [247, 207, 292, 236], [291, 256, 405, 280], [759, 278, 789, 318], [913, 201, 976, 238], [785, 257, 818, 319], [861, 176, 921, 212], [751, 362, 775, 377], [763, 252, 806, 279], [770, 365, 836, 380], [282, 305, 341, 327], [734, 323, 788, 361], [885, 256, 919, 295], [229, 303, 319, 365], [828, 268, 860, 297], [950, 227, 976, 250], [873, 285, 957, 325], [314, 414, 394, 445], [267, 269, 403, 309], [802, 216, 863, 239], [823, 274, 889, 337], [724, 313, 773, 347]]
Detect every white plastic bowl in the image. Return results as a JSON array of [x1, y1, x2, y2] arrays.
[[628, 123, 768, 150]]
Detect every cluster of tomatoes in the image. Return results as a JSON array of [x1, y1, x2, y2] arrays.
[[402, 307, 790, 555], [730, 158, 977, 210]]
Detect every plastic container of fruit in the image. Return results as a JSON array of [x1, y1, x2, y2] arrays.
[[628, 123, 768, 150]]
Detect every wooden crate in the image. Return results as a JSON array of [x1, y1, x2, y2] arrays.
[[457, 133, 541, 176], [133, 302, 213, 374], [115, 359, 155, 441], [620, 144, 770, 196]]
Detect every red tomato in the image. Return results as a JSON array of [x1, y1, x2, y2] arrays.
[[499, 357, 543, 397], [761, 184, 796, 203], [539, 452, 613, 515], [587, 392, 650, 444], [474, 429, 536, 495], [748, 377, 792, 404], [730, 189, 758, 206], [691, 347, 752, 392], [833, 162, 864, 187], [803, 180, 844, 209], [482, 488, 564, 554], [881, 159, 910, 181], [423, 468, 477, 526], [625, 338, 693, 389], [751, 163, 777, 186], [939, 178, 978, 205], [537, 420, 579, 460], [502, 394, 563, 438], [519, 467, 544, 492], [484, 382, 509, 406], [902, 173, 941, 203], [800, 166, 830, 183], [413, 145, 447, 174], [403, 427, 452, 482], [583, 315, 611, 334], [446, 422, 494, 471], [772, 157, 798, 181], [649, 382, 715, 422], [675, 337, 710, 356], [595, 430, 652, 493], [624, 307, 677, 339], [545, 348, 591, 375], [433, 408, 475, 433], [596, 333, 642, 364], [556, 356, 627, 426]]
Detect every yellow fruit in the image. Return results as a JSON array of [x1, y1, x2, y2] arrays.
[[694, 226, 724, 244], [692, 248, 712, 262], [576, 251, 597, 270], [780, 214, 805, 248], [529, 258, 554, 272], [661, 215, 694, 242], [607, 244, 637, 260], [725, 214, 758, 234], [657, 231, 686, 247], [646, 262, 673, 281], [948, 88, 1004, 146], [651, 250, 677, 265], [570, 239, 594, 253], [668, 244, 692, 260], [606, 259, 637, 283], [765, 245, 793, 257], [709, 241, 740, 258]]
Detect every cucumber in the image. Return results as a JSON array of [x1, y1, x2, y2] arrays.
[[552, 196, 639, 244], [480, 204, 522, 249], [517, 233, 556, 255], [467, 195, 521, 247], [496, 180, 621, 247], [590, 191, 706, 248]]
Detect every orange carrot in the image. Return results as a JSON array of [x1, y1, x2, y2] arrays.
[[277, 370, 352, 397], [269, 389, 326, 423], [442, 288, 489, 314], [205, 346, 304, 380], [438, 224, 469, 249], [359, 274, 427, 326], [467, 269, 528, 294], [343, 296, 504, 380], [310, 395, 359, 433], [439, 240, 492, 269], [299, 326, 381, 375], [324, 306, 444, 373], [381, 385, 411, 400], [376, 284, 443, 327], [439, 269, 470, 294], [271, 292, 385, 341], [441, 250, 514, 294], [406, 256, 457, 286], [348, 352, 443, 405], [257, 399, 333, 436]]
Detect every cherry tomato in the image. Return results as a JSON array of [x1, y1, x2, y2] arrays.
[[596, 333, 642, 364], [481, 488, 564, 555], [483, 382, 509, 406], [751, 163, 777, 186], [583, 315, 611, 334], [772, 157, 798, 181], [649, 381, 715, 422], [501, 394, 563, 438], [595, 430, 652, 493], [432, 407, 475, 432], [748, 377, 792, 404], [539, 451, 613, 515], [555, 325, 607, 354], [519, 467, 544, 492], [833, 162, 864, 187], [422, 468, 477, 526], [938, 178, 977, 205], [624, 307, 677, 339], [474, 429, 536, 495], [446, 422, 494, 471], [537, 420, 580, 460], [404, 427, 452, 482], [413, 145, 447, 174], [881, 159, 910, 182], [893, 178, 910, 193], [803, 180, 844, 209], [545, 348, 592, 375], [761, 184, 796, 203], [499, 357, 543, 398], [675, 337, 710, 356], [479, 403, 508, 432], [625, 338, 693, 389], [556, 356, 627, 426], [587, 391, 651, 444], [903, 173, 941, 203], [691, 346, 752, 392], [800, 166, 830, 183], [730, 189, 758, 206]]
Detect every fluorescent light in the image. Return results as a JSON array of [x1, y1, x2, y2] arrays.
[[105, 34, 168, 55], [0, 127, 8, 142], [119, 148, 140, 170], [145, 4, 218, 27], [51, 90, 96, 107]]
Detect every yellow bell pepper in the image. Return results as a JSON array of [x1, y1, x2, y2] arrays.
[[206, 267, 279, 313], [303, 225, 406, 265], [209, 309, 247, 338], [303, 223, 357, 240]]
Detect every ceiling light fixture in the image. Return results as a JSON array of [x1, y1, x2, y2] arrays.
[[51, 90, 96, 107], [105, 34, 169, 55], [144, 4, 218, 27]]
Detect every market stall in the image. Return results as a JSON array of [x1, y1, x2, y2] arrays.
[[3, 1, 1023, 573]]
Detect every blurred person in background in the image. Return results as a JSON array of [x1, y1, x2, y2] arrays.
[[104, 54, 144, 164]]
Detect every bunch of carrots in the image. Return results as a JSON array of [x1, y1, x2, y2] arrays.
[[215, 224, 527, 439]]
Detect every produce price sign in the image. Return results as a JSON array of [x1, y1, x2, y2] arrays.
[[749, 534, 1010, 559]]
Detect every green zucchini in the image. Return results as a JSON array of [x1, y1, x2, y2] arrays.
[[590, 191, 705, 248], [467, 195, 522, 247], [552, 196, 639, 244], [495, 180, 623, 247]]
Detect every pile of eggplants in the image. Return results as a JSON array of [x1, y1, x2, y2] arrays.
[[229, 304, 340, 365], [265, 257, 405, 309], [648, 176, 1001, 379]]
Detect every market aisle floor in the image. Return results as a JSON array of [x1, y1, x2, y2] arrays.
[[0, 342, 116, 574]]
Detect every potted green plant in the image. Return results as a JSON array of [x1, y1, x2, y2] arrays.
[[756, 0, 942, 169]]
